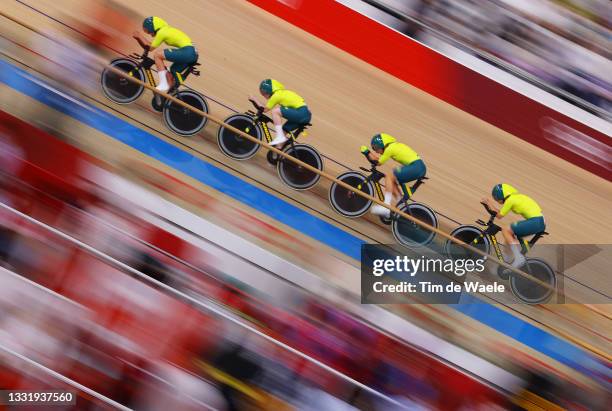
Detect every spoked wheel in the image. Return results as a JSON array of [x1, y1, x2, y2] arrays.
[[163, 90, 209, 136], [277, 144, 323, 190], [509, 258, 556, 304], [445, 225, 490, 262], [217, 114, 262, 160], [392, 202, 437, 249], [329, 172, 373, 217], [101, 59, 145, 104]]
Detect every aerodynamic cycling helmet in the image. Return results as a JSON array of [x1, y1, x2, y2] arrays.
[[492, 184, 505, 201], [259, 79, 273, 95], [143, 17, 155, 34], [371, 133, 385, 150]]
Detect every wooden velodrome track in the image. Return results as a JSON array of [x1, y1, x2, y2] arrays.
[[1, 0, 610, 373], [5, 0, 611, 244]]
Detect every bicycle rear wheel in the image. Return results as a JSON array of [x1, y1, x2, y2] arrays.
[[510, 258, 556, 304], [329, 172, 373, 217], [101, 59, 145, 104], [163, 90, 209, 136], [277, 144, 323, 190], [392, 202, 437, 249], [217, 114, 262, 160]]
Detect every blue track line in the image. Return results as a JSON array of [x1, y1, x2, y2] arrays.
[[1, 59, 608, 386]]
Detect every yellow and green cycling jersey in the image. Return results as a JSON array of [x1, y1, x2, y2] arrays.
[[265, 79, 306, 110], [377, 133, 420, 166], [150, 17, 192, 49], [500, 193, 543, 219]]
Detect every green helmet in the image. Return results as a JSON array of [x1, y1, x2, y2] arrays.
[[259, 79, 273, 95], [143, 17, 155, 34], [492, 184, 505, 201], [371, 134, 384, 150]]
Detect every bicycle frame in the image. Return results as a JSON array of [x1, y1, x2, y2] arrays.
[[258, 118, 274, 144]]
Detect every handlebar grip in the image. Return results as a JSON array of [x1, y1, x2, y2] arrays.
[[480, 202, 496, 217], [248, 99, 264, 113]]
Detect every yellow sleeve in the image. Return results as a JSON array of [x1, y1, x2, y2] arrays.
[[378, 145, 394, 165], [266, 92, 281, 110], [150, 31, 165, 48], [499, 197, 514, 217]]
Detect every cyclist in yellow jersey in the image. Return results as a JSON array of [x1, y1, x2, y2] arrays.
[[250, 79, 312, 146], [360, 133, 426, 218], [133, 17, 197, 93], [483, 183, 546, 267]]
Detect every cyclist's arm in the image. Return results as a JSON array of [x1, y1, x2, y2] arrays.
[[497, 199, 514, 219], [481, 198, 503, 218], [248, 96, 268, 112], [132, 31, 151, 49], [366, 151, 381, 163]]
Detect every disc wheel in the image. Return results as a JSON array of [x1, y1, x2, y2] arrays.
[[277, 144, 323, 190], [392, 202, 438, 249], [509, 258, 556, 304], [329, 172, 373, 217], [217, 114, 262, 160], [445, 225, 490, 263], [163, 90, 209, 136], [101, 59, 144, 104]]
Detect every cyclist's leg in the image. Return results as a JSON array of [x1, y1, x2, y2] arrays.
[[270, 106, 309, 146], [511, 217, 546, 252], [163, 46, 197, 91], [372, 158, 422, 218], [152, 49, 172, 91], [268, 107, 285, 145], [394, 159, 426, 200], [281, 106, 311, 134], [504, 217, 544, 268]]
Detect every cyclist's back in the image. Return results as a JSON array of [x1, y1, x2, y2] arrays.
[[150, 19, 192, 49], [378, 141, 420, 166], [500, 192, 542, 220]]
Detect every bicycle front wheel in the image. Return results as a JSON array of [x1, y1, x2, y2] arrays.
[[101, 59, 145, 104], [445, 225, 490, 262], [510, 258, 556, 304], [329, 172, 373, 217], [392, 202, 438, 249], [217, 114, 262, 160], [163, 90, 209, 136], [277, 144, 323, 190]]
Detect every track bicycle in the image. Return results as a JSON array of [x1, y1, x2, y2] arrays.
[[217, 99, 323, 190], [445, 202, 555, 303], [100, 48, 209, 136], [329, 152, 438, 249]]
